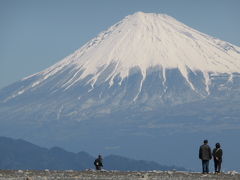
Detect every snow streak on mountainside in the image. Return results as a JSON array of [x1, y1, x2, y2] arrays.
[[10, 12, 239, 101]]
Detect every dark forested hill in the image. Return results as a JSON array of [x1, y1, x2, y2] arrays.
[[0, 136, 186, 171]]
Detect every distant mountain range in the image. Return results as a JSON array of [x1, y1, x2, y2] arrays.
[[0, 136, 185, 171]]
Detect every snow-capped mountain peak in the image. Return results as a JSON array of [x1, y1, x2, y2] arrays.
[[31, 12, 240, 90], [5, 12, 240, 102], [1, 12, 240, 172]]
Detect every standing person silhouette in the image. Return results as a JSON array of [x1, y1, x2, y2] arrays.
[[94, 155, 103, 170], [199, 140, 212, 174], [212, 143, 223, 174]]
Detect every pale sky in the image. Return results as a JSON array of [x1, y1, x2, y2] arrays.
[[0, 0, 239, 89]]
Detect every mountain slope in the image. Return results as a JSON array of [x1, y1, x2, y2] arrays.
[[1, 12, 240, 104], [0, 12, 240, 170]]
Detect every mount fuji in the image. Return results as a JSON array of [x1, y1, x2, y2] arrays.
[[0, 12, 240, 170]]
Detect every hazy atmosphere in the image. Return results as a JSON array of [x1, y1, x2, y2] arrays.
[[0, 0, 240, 175]]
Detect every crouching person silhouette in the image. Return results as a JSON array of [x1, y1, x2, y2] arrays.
[[94, 155, 103, 170]]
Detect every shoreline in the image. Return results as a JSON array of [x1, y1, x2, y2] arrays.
[[0, 170, 239, 180]]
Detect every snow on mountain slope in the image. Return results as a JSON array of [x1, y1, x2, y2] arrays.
[[3, 12, 240, 102]]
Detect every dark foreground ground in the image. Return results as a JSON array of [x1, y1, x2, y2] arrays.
[[0, 170, 239, 180]]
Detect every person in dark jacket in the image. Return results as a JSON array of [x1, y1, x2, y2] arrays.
[[199, 140, 212, 174], [94, 155, 103, 170], [212, 143, 223, 173]]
